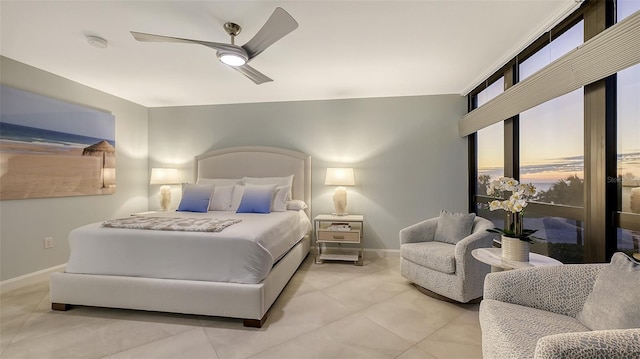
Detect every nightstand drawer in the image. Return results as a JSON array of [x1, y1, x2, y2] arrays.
[[317, 230, 360, 242]]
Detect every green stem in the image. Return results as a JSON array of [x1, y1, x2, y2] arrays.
[[507, 212, 524, 237]]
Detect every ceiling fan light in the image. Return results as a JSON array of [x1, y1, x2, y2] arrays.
[[219, 53, 247, 67]]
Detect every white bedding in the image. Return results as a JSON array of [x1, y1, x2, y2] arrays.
[[65, 210, 311, 284]]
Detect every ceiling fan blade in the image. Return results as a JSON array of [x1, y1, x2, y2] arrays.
[[232, 64, 273, 84], [130, 31, 239, 53], [241, 7, 298, 59]]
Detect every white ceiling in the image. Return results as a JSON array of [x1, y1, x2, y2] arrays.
[[0, 1, 579, 108]]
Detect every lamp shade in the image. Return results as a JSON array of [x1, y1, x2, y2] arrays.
[[149, 168, 180, 185], [324, 168, 355, 186]]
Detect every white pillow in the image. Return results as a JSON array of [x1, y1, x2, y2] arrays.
[[197, 178, 242, 186], [244, 175, 294, 200], [230, 184, 245, 211], [209, 185, 234, 211], [286, 200, 308, 211], [271, 185, 291, 212]]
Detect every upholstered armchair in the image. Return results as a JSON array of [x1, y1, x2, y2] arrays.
[[399, 213, 494, 303], [480, 253, 640, 359]]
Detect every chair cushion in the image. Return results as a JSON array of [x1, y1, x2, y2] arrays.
[[480, 299, 589, 359], [576, 252, 640, 330], [401, 241, 456, 274], [434, 210, 476, 244]]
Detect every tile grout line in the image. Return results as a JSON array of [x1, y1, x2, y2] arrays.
[[242, 259, 402, 358], [1, 282, 51, 355]]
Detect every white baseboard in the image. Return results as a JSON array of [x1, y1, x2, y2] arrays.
[[0, 264, 66, 294]]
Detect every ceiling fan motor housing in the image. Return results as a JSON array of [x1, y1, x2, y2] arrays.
[[216, 47, 248, 66]]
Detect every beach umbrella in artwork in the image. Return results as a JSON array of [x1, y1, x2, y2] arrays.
[[82, 140, 115, 188]]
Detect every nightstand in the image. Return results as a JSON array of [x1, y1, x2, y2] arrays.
[[314, 214, 364, 266]]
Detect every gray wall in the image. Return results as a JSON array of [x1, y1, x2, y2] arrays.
[[149, 95, 468, 251], [0, 57, 468, 281], [0, 57, 150, 281]]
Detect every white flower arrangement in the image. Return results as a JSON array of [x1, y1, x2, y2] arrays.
[[486, 177, 538, 241], [487, 177, 536, 213]]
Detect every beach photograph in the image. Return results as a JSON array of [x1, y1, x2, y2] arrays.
[[0, 85, 116, 200]]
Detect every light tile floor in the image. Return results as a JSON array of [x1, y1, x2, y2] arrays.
[[0, 256, 483, 359]]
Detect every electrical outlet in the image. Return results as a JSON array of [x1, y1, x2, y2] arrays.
[[44, 237, 54, 249]]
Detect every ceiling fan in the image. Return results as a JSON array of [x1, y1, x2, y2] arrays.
[[131, 7, 298, 84]]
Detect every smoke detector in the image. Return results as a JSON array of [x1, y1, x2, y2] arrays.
[[87, 35, 108, 49]]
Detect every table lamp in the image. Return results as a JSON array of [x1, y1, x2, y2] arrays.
[[150, 168, 180, 211], [324, 167, 355, 216], [102, 168, 116, 188]]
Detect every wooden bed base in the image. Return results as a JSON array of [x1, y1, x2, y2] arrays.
[[51, 303, 71, 311], [242, 316, 267, 328]]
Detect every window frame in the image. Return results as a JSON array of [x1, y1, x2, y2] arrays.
[[466, 1, 640, 262]]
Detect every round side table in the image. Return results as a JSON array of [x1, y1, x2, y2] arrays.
[[472, 248, 563, 272]]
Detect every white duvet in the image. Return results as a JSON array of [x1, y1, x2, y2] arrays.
[[65, 210, 311, 284]]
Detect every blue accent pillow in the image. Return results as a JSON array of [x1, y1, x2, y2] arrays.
[[236, 183, 277, 214], [177, 184, 214, 213]]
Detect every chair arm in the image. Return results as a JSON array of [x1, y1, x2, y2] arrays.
[[399, 218, 438, 245], [454, 217, 495, 257], [483, 263, 606, 317], [534, 329, 640, 359]]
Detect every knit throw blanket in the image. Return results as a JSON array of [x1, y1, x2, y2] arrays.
[[102, 216, 242, 233]]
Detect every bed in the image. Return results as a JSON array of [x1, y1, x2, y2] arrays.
[[50, 146, 312, 327]]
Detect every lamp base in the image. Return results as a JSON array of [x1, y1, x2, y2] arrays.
[[159, 185, 172, 211], [332, 187, 348, 216], [331, 212, 349, 216]]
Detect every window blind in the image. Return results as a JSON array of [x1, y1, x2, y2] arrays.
[[458, 10, 640, 137]]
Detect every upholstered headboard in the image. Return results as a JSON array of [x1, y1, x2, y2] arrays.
[[194, 146, 311, 213]]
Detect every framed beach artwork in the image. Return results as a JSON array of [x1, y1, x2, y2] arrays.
[[0, 85, 116, 200]]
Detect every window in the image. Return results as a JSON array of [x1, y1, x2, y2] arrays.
[[477, 123, 504, 195], [519, 21, 584, 206], [617, 63, 640, 215], [520, 21, 583, 81], [519, 89, 584, 206], [517, 21, 584, 263], [476, 78, 504, 107], [476, 78, 504, 196], [615, 0, 640, 255], [520, 104, 585, 260], [618, 0, 640, 20], [468, 1, 637, 262], [474, 78, 505, 229], [524, 214, 584, 263]]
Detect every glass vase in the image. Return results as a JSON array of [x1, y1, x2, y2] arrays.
[[507, 212, 524, 237]]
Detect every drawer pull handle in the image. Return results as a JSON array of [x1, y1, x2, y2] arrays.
[[333, 235, 345, 239]]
